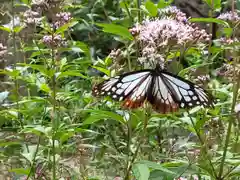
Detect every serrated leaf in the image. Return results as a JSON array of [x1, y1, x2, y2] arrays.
[[145, 1, 158, 17], [96, 23, 133, 40], [133, 163, 150, 180]]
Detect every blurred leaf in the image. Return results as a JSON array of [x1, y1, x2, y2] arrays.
[[55, 20, 78, 34], [9, 168, 30, 175], [74, 41, 91, 59], [18, 63, 55, 78], [92, 66, 110, 76], [157, 0, 173, 8], [203, 0, 221, 11], [40, 83, 51, 93], [0, 69, 20, 77], [14, 26, 24, 33], [0, 141, 21, 147], [0, 26, 11, 32], [138, 160, 177, 175], [133, 163, 150, 180], [145, 1, 158, 17], [83, 109, 125, 124], [223, 27, 233, 37], [237, 0, 240, 10], [56, 71, 89, 80], [21, 145, 37, 163], [190, 18, 229, 27], [96, 23, 133, 40]]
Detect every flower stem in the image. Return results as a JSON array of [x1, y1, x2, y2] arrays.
[[187, 111, 217, 178], [218, 72, 240, 179], [124, 109, 150, 180]]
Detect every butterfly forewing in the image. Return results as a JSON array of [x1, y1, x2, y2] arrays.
[[92, 71, 152, 105]]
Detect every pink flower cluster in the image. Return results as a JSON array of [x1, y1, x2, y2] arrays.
[[217, 11, 240, 22], [137, 18, 210, 48], [54, 12, 72, 28], [42, 34, 65, 47], [159, 6, 188, 22], [23, 9, 41, 26]]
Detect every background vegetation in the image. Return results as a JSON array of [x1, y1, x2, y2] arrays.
[[0, 0, 240, 179]]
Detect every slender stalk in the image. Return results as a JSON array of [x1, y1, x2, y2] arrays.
[[51, 34, 57, 180], [11, 0, 29, 153], [187, 111, 218, 179], [124, 109, 150, 180], [26, 136, 41, 180], [218, 73, 240, 179], [218, 1, 239, 178], [136, 0, 141, 23]]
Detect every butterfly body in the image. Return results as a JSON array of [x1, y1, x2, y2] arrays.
[[92, 66, 214, 113]]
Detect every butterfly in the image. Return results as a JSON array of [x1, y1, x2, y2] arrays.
[[92, 66, 214, 113]]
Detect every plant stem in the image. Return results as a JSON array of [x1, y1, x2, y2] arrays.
[[187, 111, 218, 179], [218, 73, 240, 179], [51, 35, 57, 180], [11, 0, 29, 153], [218, 2, 239, 177], [124, 109, 150, 180], [136, 0, 141, 23]]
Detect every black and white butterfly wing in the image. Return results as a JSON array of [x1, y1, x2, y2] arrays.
[[160, 71, 214, 109], [92, 70, 153, 109], [148, 75, 179, 113], [93, 69, 214, 113]]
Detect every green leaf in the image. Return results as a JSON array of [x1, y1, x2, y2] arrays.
[[9, 168, 30, 175], [0, 26, 11, 32], [96, 23, 133, 40], [18, 63, 55, 77], [82, 109, 125, 125], [190, 18, 229, 27], [145, 1, 158, 17], [157, 0, 173, 8], [133, 163, 150, 180], [92, 66, 110, 76], [40, 83, 51, 93], [138, 160, 177, 175], [72, 41, 91, 60], [55, 21, 78, 34], [0, 141, 21, 147], [237, 0, 240, 10], [203, 0, 221, 11], [56, 71, 88, 80]]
